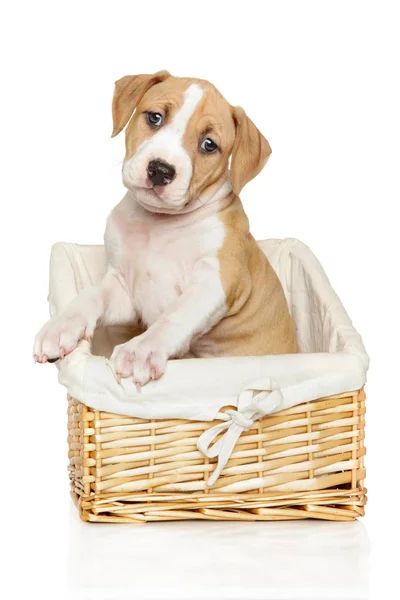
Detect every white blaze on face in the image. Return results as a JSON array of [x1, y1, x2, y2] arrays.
[[123, 84, 204, 210]]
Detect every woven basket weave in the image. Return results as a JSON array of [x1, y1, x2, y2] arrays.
[[68, 388, 366, 522]]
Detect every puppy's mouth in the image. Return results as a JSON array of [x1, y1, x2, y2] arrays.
[[132, 186, 186, 214], [139, 184, 163, 198]]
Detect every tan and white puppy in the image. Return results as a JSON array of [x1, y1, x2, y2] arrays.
[[34, 71, 298, 387]]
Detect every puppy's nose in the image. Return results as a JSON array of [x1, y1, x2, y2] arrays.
[[147, 160, 176, 187]]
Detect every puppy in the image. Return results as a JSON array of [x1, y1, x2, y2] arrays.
[[34, 71, 298, 387]]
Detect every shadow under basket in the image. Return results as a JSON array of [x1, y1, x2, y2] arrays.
[[68, 388, 366, 523]]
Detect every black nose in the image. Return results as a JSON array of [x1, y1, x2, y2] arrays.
[[147, 160, 176, 187]]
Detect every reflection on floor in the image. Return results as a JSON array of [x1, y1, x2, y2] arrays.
[[67, 505, 369, 599]]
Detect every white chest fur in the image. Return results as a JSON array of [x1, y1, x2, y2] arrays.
[[105, 193, 226, 327]]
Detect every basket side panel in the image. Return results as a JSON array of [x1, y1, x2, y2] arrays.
[[71, 389, 367, 522]]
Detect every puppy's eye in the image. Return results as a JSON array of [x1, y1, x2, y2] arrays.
[[200, 137, 218, 153], [146, 112, 163, 127]]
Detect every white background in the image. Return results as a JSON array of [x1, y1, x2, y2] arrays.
[[1, 1, 399, 598]]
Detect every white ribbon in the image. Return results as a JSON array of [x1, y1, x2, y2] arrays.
[[197, 377, 284, 487]]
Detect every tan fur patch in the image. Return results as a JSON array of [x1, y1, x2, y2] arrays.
[[182, 83, 236, 201], [123, 77, 187, 160], [203, 194, 299, 356]]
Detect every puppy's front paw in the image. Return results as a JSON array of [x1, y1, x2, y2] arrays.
[[111, 335, 167, 389], [33, 313, 92, 363]]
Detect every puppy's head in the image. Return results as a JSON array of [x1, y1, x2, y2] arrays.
[[112, 71, 271, 213]]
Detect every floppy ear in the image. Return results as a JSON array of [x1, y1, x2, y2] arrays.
[[111, 70, 170, 137], [230, 106, 272, 194]]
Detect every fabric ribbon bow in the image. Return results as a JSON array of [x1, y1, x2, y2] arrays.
[[197, 377, 284, 487]]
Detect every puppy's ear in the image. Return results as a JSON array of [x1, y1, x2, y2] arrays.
[[111, 70, 170, 137], [230, 106, 272, 194]]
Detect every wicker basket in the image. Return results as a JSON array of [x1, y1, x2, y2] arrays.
[[68, 388, 366, 523]]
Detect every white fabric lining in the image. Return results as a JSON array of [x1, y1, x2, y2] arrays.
[[49, 238, 368, 421]]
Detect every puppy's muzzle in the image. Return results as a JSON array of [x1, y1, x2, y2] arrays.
[[147, 159, 176, 187]]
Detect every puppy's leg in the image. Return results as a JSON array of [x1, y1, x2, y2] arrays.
[[111, 258, 227, 388], [34, 269, 134, 363]]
